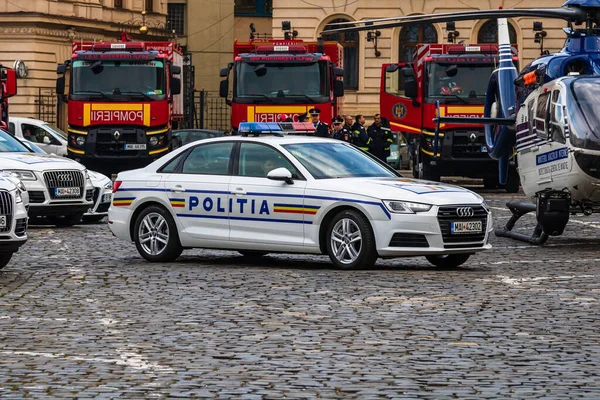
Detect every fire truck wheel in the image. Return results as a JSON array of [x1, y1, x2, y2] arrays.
[[483, 176, 499, 189], [0, 253, 13, 269], [133, 205, 183, 262]]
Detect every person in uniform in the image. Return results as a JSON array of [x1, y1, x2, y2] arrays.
[[344, 115, 353, 132], [331, 116, 351, 142], [298, 112, 309, 123], [367, 113, 394, 162], [351, 114, 371, 151], [309, 108, 330, 138]]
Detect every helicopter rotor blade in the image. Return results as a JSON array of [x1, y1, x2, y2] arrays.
[[321, 8, 587, 35]]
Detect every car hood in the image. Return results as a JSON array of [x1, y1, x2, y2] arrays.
[[310, 177, 484, 206], [88, 170, 112, 188], [0, 152, 85, 170], [0, 171, 19, 191]]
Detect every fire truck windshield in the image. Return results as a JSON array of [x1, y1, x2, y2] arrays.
[[426, 63, 494, 101], [235, 61, 328, 102], [71, 60, 166, 100]]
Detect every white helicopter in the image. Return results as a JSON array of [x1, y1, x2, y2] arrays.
[[323, 1, 600, 245]]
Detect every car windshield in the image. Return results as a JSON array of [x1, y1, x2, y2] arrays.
[[426, 62, 495, 100], [568, 78, 600, 151], [42, 124, 67, 140], [71, 59, 165, 99], [283, 142, 400, 179], [235, 61, 328, 100], [0, 129, 32, 152]]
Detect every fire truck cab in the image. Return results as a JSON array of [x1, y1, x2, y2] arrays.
[[220, 37, 344, 131], [381, 43, 520, 192]]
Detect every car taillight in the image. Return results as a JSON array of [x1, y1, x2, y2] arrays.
[[113, 180, 122, 193]]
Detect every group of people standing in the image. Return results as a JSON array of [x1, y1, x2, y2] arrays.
[[289, 108, 394, 162]]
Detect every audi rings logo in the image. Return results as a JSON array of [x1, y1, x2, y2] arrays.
[[57, 174, 73, 182], [456, 207, 474, 218]]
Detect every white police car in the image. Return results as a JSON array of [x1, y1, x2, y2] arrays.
[[108, 122, 492, 269]]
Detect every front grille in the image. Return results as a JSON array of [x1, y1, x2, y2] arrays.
[[389, 233, 429, 248], [14, 218, 27, 237], [0, 190, 13, 233], [451, 131, 489, 159], [43, 170, 85, 200], [29, 191, 45, 203], [96, 128, 141, 156], [438, 205, 488, 248], [86, 189, 94, 202]]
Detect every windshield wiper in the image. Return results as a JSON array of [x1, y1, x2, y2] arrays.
[[118, 91, 155, 101], [448, 94, 468, 104], [242, 94, 277, 103], [75, 91, 113, 101], [287, 94, 321, 103]]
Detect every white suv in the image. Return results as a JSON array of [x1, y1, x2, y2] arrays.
[[8, 117, 67, 156], [0, 172, 28, 269]]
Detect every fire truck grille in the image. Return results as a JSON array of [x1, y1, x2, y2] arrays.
[[44, 170, 85, 200], [96, 129, 141, 156], [0, 190, 13, 233], [451, 131, 489, 159]]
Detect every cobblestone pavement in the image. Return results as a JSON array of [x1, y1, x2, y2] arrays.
[[1, 185, 600, 399]]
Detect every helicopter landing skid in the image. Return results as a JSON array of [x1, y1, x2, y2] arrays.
[[494, 201, 549, 245]]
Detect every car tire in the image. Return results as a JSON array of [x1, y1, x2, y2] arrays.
[[133, 205, 183, 262], [426, 253, 471, 268], [326, 209, 377, 270], [0, 253, 13, 269], [48, 212, 84, 227], [82, 215, 106, 223], [238, 250, 269, 258]]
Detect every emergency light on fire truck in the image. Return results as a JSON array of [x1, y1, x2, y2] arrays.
[[238, 122, 316, 137]]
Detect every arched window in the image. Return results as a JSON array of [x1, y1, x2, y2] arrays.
[[477, 20, 517, 44], [399, 24, 438, 63], [322, 18, 359, 90]]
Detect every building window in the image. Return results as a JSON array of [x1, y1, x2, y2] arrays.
[[322, 18, 359, 90], [234, 0, 272, 17], [168, 3, 185, 35], [399, 24, 438, 62], [478, 20, 517, 44], [144, 0, 153, 12], [114, 0, 123, 8]]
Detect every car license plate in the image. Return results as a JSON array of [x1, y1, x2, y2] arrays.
[[0, 216, 5, 228], [55, 187, 81, 197], [451, 220, 482, 234], [481, 146, 488, 153], [102, 193, 112, 203], [124, 144, 147, 150]]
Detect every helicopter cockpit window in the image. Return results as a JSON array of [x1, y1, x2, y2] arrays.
[[548, 90, 565, 144], [568, 78, 600, 151], [527, 99, 535, 135], [534, 91, 550, 135]]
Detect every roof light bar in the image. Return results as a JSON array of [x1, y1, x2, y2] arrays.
[[238, 122, 316, 137]]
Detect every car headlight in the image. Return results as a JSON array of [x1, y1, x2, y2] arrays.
[[17, 181, 26, 192], [383, 200, 432, 214], [76, 136, 86, 146], [15, 189, 22, 204], [6, 170, 37, 181]]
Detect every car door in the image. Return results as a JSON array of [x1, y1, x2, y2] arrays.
[[164, 141, 234, 242], [229, 142, 307, 246]]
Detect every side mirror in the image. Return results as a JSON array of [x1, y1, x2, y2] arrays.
[[170, 65, 181, 75], [56, 76, 65, 96], [386, 64, 400, 73], [267, 167, 294, 184], [90, 60, 103, 74], [402, 67, 418, 99], [219, 79, 229, 98], [334, 80, 344, 97], [334, 67, 344, 77], [253, 64, 267, 77], [57, 64, 67, 74], [170, 77, 181, 95], [446, 65, 458, 77], [4, 69, 17, 97], [219, 67, 229, 77], [43, 136, 51, 144]]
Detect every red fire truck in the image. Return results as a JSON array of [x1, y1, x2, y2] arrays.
[[381, 43, 520, 192], [220, 38, 344, 131], [0, 66, 17, 129], [56, 34, 183, 175]]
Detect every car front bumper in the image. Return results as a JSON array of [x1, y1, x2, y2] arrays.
[[84, 187, 112, 217], [23, 178, 94, 218], [0, 201, 28, 253]]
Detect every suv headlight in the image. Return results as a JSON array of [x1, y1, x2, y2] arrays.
[[5, 170, 37, 181], [383, 200, 432, 214], [15, 189, 22, 204]]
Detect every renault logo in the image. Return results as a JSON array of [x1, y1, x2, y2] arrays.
[[114, 130, 121, 140], [456, 207, 474, 218], [469, 133, 477, 143], [57, 174, 73, 182]]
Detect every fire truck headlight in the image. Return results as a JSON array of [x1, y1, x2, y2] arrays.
[[149, 136, 159, 146], [76, 136, 86, 146]]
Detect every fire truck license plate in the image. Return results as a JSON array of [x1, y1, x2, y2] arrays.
[[451, 221, 482, 234], [0, 216, 6, 228], [481, 146, 488, 153], [124, 144, 147, 150], [55, 187, 81, 197]]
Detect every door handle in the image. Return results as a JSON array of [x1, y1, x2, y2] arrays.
[[231, 188, 246, 196], [171, 185, 186, 193]]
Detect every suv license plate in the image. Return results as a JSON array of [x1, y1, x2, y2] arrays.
[[0, 216, 6, 228], [124, 144, 147, 150], [55, 187, 81, 197], [451, 220, 482, 234]]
